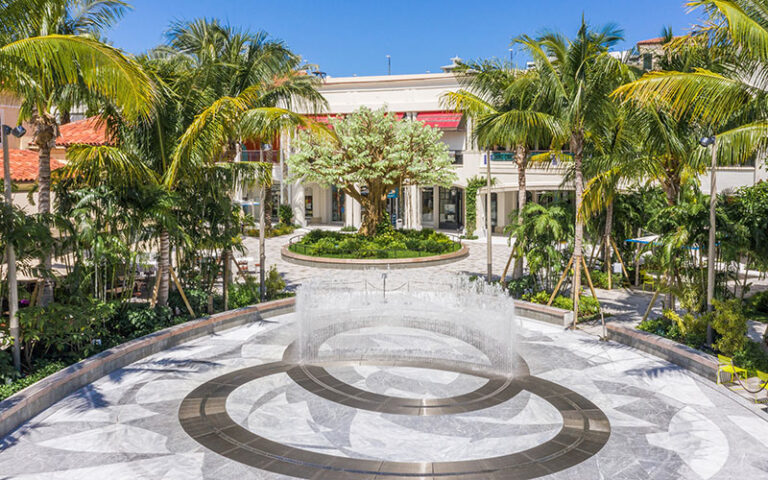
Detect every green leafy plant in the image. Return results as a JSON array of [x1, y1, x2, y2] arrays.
[[0, 361, 68, 402], [710, 299, 749, 356], [265, 266, 287, 300], [278, 204, 294, 225], [291, 229, 459, 259]]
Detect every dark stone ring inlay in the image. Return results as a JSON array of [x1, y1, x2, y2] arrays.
[[179, 360, 610, 479]]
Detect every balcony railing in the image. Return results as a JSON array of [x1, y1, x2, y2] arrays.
[[241, 150, 280, 163], [491, 150, 573, 164]]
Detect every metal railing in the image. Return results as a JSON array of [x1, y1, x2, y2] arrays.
[[241, 150, 280, 163]]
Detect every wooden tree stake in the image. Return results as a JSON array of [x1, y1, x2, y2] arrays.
[[582, 256, 606, 339], [548, 255, 574, 306], [169, 264, 195, 318]]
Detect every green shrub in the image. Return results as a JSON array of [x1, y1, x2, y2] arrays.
[[340, 226, 358, 232], [746, 290, 768, 315], [278, 204, 294, 225], [0, 350, 20, 385], [292, 229, 458, 259], [710, 299, 749, 356], [507, 275, 536, 299], [637, 310, 708, 348], [522, 290, 599, 318], [229, 276, 260, 309], [265, 266, 287, 299], [638, 316, 675, 337], [0, 361, 67, 401], [732, 341, 768, 373]]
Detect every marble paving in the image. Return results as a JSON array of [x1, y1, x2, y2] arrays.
[[1, 313, 768, 479]]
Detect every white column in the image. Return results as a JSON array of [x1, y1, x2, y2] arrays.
[[497, 191, 506, 232], [404, 185, 421, 230], [433, 186, 440, 229], [293, 182, 306, 227]]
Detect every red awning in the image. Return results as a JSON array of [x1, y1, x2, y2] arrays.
[[416, 112, 463, 130]]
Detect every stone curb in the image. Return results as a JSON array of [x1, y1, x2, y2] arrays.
[[606, 322, 717, 380], [0, 297, 296, 440], [514, 301, 574, 327], [281, 244, 470, 269]]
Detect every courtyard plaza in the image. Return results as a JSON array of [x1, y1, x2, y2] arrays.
[[1, 234, 767, 479]]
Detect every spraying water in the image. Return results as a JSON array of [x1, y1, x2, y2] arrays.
[[293, 272, 520, 378]]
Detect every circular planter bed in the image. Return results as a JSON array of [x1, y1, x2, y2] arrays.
[[282, 229, 469, 269], [281, 243, 469, 269]]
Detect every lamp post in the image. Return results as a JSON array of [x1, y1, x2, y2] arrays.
[[2, 122, 27, 371], [699, 135, 717, 346], [486, 151, 493, 283]]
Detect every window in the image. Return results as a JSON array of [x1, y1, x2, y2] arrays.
[[305, 195, 313, 218], [643, 53, 653, 72], [452, 151, 463, 165], [422, 187, 434, 224], [331, 186, 345, 222]]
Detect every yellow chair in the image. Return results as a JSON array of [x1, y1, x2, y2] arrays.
[[716, 355, 748, 385]]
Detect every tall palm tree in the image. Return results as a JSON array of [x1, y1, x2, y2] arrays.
[[443, 60, 561, 282], [614, 1, 768, 176], [168, 20, 326, 305], [0, 0, 155, 305], [518, 18, 634, 319]]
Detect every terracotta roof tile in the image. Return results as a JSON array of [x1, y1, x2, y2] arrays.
[[57, 117, 111, 146], [6, 149, 65, 182]]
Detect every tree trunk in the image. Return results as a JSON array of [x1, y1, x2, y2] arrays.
[[604, 200, 614, 289], [571, 131, 585, 325], [222, 248, 231, 310], [264, 186, 273, 234], [157, 230, 171, 307], [512, 145, 528, 280], [259, 184, 266, 302], [34, 117, 58, 306]]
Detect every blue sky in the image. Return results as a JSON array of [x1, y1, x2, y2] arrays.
[[108, 1, 702, 77]]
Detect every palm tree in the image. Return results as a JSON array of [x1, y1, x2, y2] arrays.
[[517, 18, 634, 320], [0, 0, 155, 305], [168, 20, 326, 305], [443, 60, 561, 283]]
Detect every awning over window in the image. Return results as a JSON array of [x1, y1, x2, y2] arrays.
[[416, 111, 463, 130]]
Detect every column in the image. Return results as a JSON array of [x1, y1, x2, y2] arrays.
[[293, 182, 306, 227]]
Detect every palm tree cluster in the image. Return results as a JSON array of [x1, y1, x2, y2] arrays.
[[447, 4, 768, 325], [0, 2, 322, 373]]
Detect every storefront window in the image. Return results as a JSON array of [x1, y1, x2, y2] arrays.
[[422, 187, 434, 224], [331, 186, 345, 222], [305, 195, 313, 218]]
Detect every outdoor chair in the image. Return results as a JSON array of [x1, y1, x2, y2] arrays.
[[716, 355, 748, 385]]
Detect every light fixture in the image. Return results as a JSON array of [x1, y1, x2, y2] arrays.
[[1, 125, 26, 138]]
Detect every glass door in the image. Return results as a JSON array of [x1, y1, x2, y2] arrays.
[[439, 187, 463, 230]]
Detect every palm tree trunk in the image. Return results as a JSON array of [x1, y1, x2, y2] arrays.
[[259, 184, 267, 302], [35, 119, 57, 307], [222, 248, 231, 311], [512, 145, 527, 280], [604, 200, 614, 289], [571, 131, 585, 324], [157, 230, 170, 307]]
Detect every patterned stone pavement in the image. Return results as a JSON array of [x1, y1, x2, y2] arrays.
[[1, 310, 768, 479]]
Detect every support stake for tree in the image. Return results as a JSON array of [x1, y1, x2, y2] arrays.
[[610, 238, 631, 286], [169, 264, 195, 318], [150, 265, 162, 309], [582, 256, 606, 339], [642, 290, 661, 323], [548, 255, 574, 306]]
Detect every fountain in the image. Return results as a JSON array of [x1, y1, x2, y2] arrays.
[[292, 272, 522, 378]]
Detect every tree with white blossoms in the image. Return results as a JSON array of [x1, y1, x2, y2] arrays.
[[289, 107, 457, 236]]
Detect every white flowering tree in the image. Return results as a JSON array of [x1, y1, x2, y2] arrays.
[[289, 107, 456, 236]]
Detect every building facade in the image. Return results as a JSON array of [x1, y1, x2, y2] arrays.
[[241, 53, 768, 234]]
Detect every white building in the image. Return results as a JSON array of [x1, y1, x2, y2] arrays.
[[240, 57, 767, 234]]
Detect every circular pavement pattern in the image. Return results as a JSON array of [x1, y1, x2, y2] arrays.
[[180, 323, 610, 480]]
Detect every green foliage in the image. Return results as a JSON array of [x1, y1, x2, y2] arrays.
[[12, 301, 116, 368], [522, 291, 600, 318], [583, 270, 612, 290], [507, 274, 536, 299], [710, 299, 749, 356], [0, 361, 68, 402], [290, 229, 459, 259], [245, 223, 297, 238], [340, 226, 358, 232], [465, 176, 488, 237], [732, 341, 768, 373], [746, 290, 768, 317], [265, 266, 287, 300], [0, 350, 21, 385], [115, 306, 175, 339], [278, 204, 294, 225], [638, 309, 708, 349], [229, 276, 261, 309]]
